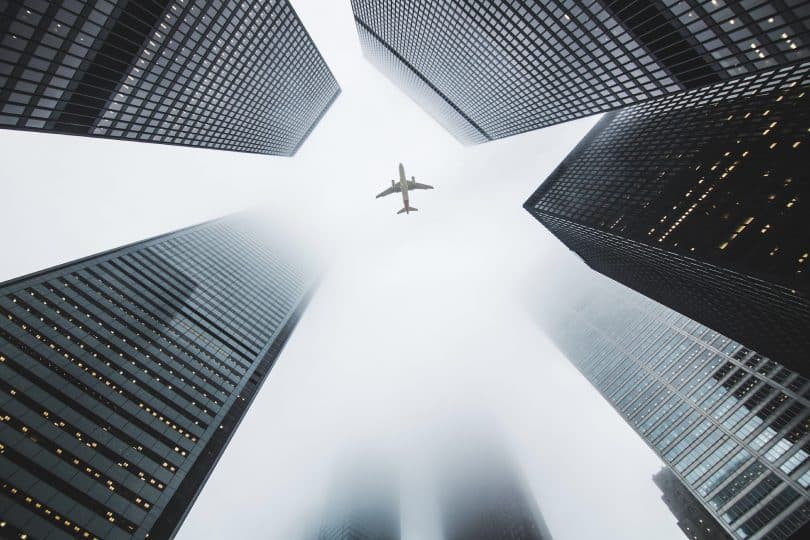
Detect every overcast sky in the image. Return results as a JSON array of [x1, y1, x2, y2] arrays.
[[0, 1, 684, 539]]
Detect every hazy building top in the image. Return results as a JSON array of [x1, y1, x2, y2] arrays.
[[315, 457, 401, 540], [435, 429, 554, 540]]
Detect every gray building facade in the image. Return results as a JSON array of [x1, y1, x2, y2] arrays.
[[0, 0, 339, 155], [0, 217, 316, 539], [525, 60, 810, 377], [351, 0, 809, 143], [542, 276, 810, 539]]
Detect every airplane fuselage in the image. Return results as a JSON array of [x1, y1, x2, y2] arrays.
[[398, 163, 411, 212]]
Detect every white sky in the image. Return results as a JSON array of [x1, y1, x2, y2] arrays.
[[0, 1, 684, 539]]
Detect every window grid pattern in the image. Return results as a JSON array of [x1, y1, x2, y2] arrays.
[[0, 217, 315, 540], [525, 60, 810, 376], [355, 21, 488, 145], [350, 0, 809, 141], [653, 466, 732, 539], [547, 279, 810, 539], [0, 0, 340, 155]]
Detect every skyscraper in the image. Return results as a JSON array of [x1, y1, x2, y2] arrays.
[[525, 60, 809, 376], [350, 0, 809, 143], [0, 216, 316, 540], [540, 272, 810, 539], [315, 461, 400, 540], [654, 466, 732, 540], [436, 433, 554, 540], [0, 0, 339, 155], [316, 499, 400, 540]]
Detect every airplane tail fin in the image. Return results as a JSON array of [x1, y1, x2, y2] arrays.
[[397, 207, 417, 214]]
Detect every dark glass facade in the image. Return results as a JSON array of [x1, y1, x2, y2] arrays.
[[525, 60, 810, 376], [0, 217, 316, 540], [0, 0, 339, 155], [350, 0, 809, 143], [654, 466, 732, 540], [542, 277, 810, 539]]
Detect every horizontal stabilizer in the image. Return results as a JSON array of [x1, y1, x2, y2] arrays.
[[397, 207, 417, 214]]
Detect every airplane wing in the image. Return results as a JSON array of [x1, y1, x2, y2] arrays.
[[375, 185, 401, 198], [408, 181, 434, 190]]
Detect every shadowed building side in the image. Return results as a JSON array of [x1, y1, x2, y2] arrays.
[[526, 61, 810, 377], [0, 0, 339, 155], [654, 466, 732, 540]]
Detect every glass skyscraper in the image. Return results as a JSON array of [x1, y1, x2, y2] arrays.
[[0, 216, 316, 540], [0, 0, 339, 155], [541, 275, 810, 539], [350, 0, 808, 143], [315, 462, 400, 540], [525, 60, 809, 377], [316, 500, 400, 540], [437, 435, 554, 540]]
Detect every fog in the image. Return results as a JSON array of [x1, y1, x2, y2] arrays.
[[0, 0, 684, 538]]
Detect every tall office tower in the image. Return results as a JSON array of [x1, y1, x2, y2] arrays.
[[541, 272, 810, 540], [315, 463, 400, 540], [0, 0, 339, 155], [525, 60, 810, 377], [350, 0, 809, 143], [437, 435, 554, 540], [0, 217, 316, 540], [316, 500, 400, 540], [654, 466, 732, 540]]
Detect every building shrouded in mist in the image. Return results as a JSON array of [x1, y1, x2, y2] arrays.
[[315, 461, 400, 540], [0, 0, 339, 155], [436, 435, 554, 540], [654, 466, 732, 540], [525, 60, 810, 377], [316, 500, 400, 540], [540, 272, 810, 539], [0, 216, 316, 540], [350, 0, 809, 144]]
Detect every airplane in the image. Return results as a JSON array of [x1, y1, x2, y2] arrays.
[[375, 163, 434, 214]]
